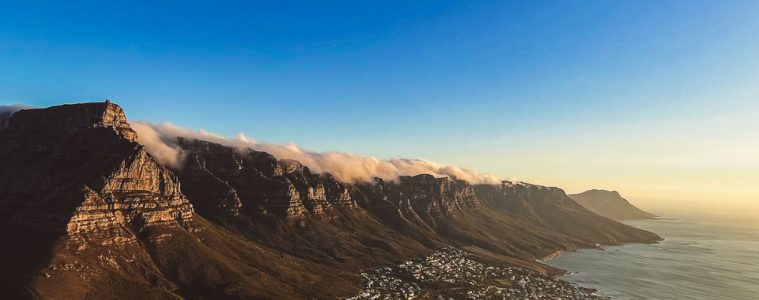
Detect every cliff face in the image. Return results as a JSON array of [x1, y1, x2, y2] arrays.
[[174, 138, 357, 220], [397, 174, 481, 214], [173, 145, 480, 230], [0, 102, 193, 249], [0, 102, 364, 299], [350, 174, 480, 232], [569, 189, 657, 220]]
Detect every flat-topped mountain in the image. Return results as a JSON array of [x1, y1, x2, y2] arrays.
[[569, 189, 657, 220], [0, 101, 661, 299], [0, 102, 351, 299]]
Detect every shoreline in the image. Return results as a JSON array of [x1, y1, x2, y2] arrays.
[[539, 234, 664, 263], [532, 220, 666, 299], [540, 250, 568, 261]]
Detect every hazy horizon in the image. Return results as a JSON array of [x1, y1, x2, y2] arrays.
[[2, 1, 757, 222]]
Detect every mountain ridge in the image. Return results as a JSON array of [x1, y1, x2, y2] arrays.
[[0, 101, 662, 298], [569, 189, 657, 220]]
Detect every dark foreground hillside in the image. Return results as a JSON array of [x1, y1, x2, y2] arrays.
[[0, 101, 660, 299]]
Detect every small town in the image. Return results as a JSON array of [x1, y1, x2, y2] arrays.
[[347, 247, 608, 300]]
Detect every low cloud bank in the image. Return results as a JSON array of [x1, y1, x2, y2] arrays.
[[130, 121, 502, 184], [0, 105, 33, 129]]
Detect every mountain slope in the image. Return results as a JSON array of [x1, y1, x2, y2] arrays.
[[569, 189, 657, 220], [0, 102, 357, 299], [173, 136, 662, 265], [0, 101, 662, 299]]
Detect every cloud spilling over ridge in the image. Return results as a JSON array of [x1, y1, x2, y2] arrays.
[[0, 105, 33, 129], [130, 121, 502, 184]]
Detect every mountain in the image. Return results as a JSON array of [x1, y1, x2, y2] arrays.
[[0, 101, 661, 299], [568, 189, 657, 220], [0, 102, 354, 299]]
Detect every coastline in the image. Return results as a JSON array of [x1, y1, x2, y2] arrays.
[[540, 250, 570, 261], [556, 218, 759, 299], [539, 218, 666, 264]]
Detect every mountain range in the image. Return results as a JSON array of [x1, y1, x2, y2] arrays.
[[0, 101, 661, 299]]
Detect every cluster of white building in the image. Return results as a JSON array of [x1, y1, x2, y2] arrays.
[[347, 247, 607, 300], [348, 271, 421, 300]]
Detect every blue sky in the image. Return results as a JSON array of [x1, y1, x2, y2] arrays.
[[1, 1, 758, 216]]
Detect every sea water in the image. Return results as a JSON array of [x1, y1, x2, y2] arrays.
[[543, 218, 759, 299]]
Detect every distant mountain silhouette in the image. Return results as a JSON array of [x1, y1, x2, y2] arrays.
[[569, 189, 657, 220]]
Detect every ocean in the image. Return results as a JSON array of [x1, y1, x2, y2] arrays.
[[543, 218, 759, 300]]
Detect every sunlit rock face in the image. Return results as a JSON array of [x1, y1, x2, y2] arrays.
[[394, 174, 480, 216], [173, 138, 357, 221], [0, 101, 193, 249], [2, 101, 137, 140], [171, 138, 481, 226], [349, 174, 481, 232]]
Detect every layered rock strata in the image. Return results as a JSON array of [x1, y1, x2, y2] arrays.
[[0, 101, 193, 249], [174, 138, 356, 220]]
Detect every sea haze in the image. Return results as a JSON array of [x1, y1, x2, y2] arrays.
[[543, 218, 759, 300]]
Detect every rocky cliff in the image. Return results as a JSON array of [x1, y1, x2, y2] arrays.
[[0, 102, 359, 299], [174, 138, 357, 220], [0, 102, 193, 248], [352, 175, 479, 223], [569, 189, 657, 220]]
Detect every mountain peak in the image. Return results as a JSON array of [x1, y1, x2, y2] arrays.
[[569, 189, 656, 220], [2, 101, 137, 140]]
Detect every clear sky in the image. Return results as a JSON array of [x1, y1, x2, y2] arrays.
[[1, 1, 758, 219]]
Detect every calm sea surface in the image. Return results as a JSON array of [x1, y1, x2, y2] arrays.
[[543, 218, 759, 299]]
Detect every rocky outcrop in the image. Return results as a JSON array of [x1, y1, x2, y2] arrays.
[[397, 174, 481, 214], [569, 189, 657, 220], [354, 174, 480, 225], [0, 101, 193, 249], [2, 101, 137, 140], [173, 138, 357, 220], [178, 152, 244, 216]]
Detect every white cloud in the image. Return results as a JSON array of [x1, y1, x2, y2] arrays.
[[130, 121, 502, 184]]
